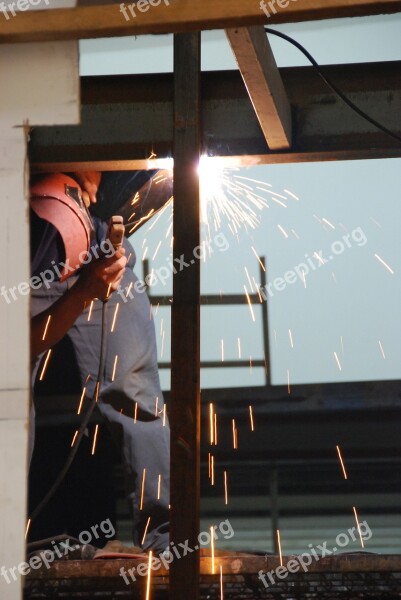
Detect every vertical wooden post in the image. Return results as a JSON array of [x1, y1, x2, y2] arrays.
[[170, 32, 201, 600]]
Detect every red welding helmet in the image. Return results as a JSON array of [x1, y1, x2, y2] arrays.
[[30, 173, 95, 282]]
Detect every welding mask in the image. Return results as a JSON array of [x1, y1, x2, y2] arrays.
[[30, 173, 95, 282]]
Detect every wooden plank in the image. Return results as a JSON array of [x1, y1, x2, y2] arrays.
[[170, 32, 201, 600], [2, 0, 401, 44], [226, 26, 292, 150]]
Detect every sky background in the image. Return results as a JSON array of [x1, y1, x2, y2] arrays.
[[79, 15, 401, 389]]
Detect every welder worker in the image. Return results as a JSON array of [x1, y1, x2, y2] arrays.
[[29, 171, 170, 555]]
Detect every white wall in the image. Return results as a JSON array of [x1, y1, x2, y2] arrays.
[[0, 13, 80, 597]]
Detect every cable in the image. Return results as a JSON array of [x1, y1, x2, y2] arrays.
[[29, 301, 109, 523], [264, 27, 401, 145]]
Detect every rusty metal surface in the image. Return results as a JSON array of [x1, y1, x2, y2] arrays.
[[25, 555, 401, 599]]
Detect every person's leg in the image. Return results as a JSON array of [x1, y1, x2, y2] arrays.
[[98, 401, 170, 554], [68, 260, 170, 553]]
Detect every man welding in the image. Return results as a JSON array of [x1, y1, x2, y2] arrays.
[[29, 171, 170, 555]]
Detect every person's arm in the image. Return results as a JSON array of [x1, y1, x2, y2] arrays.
[[31, 248, 126, 358]]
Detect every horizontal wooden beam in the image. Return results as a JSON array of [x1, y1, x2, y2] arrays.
[[1, 0, 401, 44], [226, 26, 292, 151], [29, 61, 401, 170]]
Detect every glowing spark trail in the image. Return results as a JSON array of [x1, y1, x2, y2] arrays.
[[134, 402, 138, 423], [111, 355, 118, 382], [353, 507, 365, 548], [87, 301, 94, 322], [334, 352, 342, 371], [313, 251, 326, 266], [244, 285, 256, 322], [91, 425, 99, 456], [288, 329, 294, 348], [220, 566, 224, 600], [269, 196, 287, 208], [277, 224, 289, 239], [111, 304, 120, 333], [140, 468, 146, 510], [322, 218, 336, 230], [378, 340, 386, 359], [77, 387, 86, 415], [249, 405, 255, 431], [25, 519, 31, 540], [71, 431, 79, 447], [370, 217, 382, 228], [157, 474, 161, 500], [126, 282, 133, 299], [277, 529, 283, 566], [251, 246, 266, 272], [42, 315, 51, 340], [211, 527, 216, 574], [152, 240, 162, 261], [336, 445, 348, 480], [244, 267, 254, 292], [128, 209, 155, 234], [39, 349, 52, 381], [209, 403, 215, 445], [224, 471, 228, 505], [284, 189, 299, 201], [374, 253, 394, 275], [232, 419, 238, 450], [142, 517, 151, 545], [145, 551, 153, 600]]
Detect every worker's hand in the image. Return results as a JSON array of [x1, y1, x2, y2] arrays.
[[76, 247, 127, 302]]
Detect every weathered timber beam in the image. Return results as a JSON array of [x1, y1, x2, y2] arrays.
[[226, 26, 292, 150], [2, 0, 401, 44]]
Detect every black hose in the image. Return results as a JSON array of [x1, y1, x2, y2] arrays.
[[264, 27, 401, 145]]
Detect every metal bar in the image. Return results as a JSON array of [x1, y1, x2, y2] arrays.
[[170, 32, 201, 600], [260, 259, 271, 386], [3, 0, 401, 44], [30, 62, 401, 169], [24, 554, 401, 581], [148, 294, 263, 306], [270, 469, 279, 553], [159, 360, 265, 369]]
